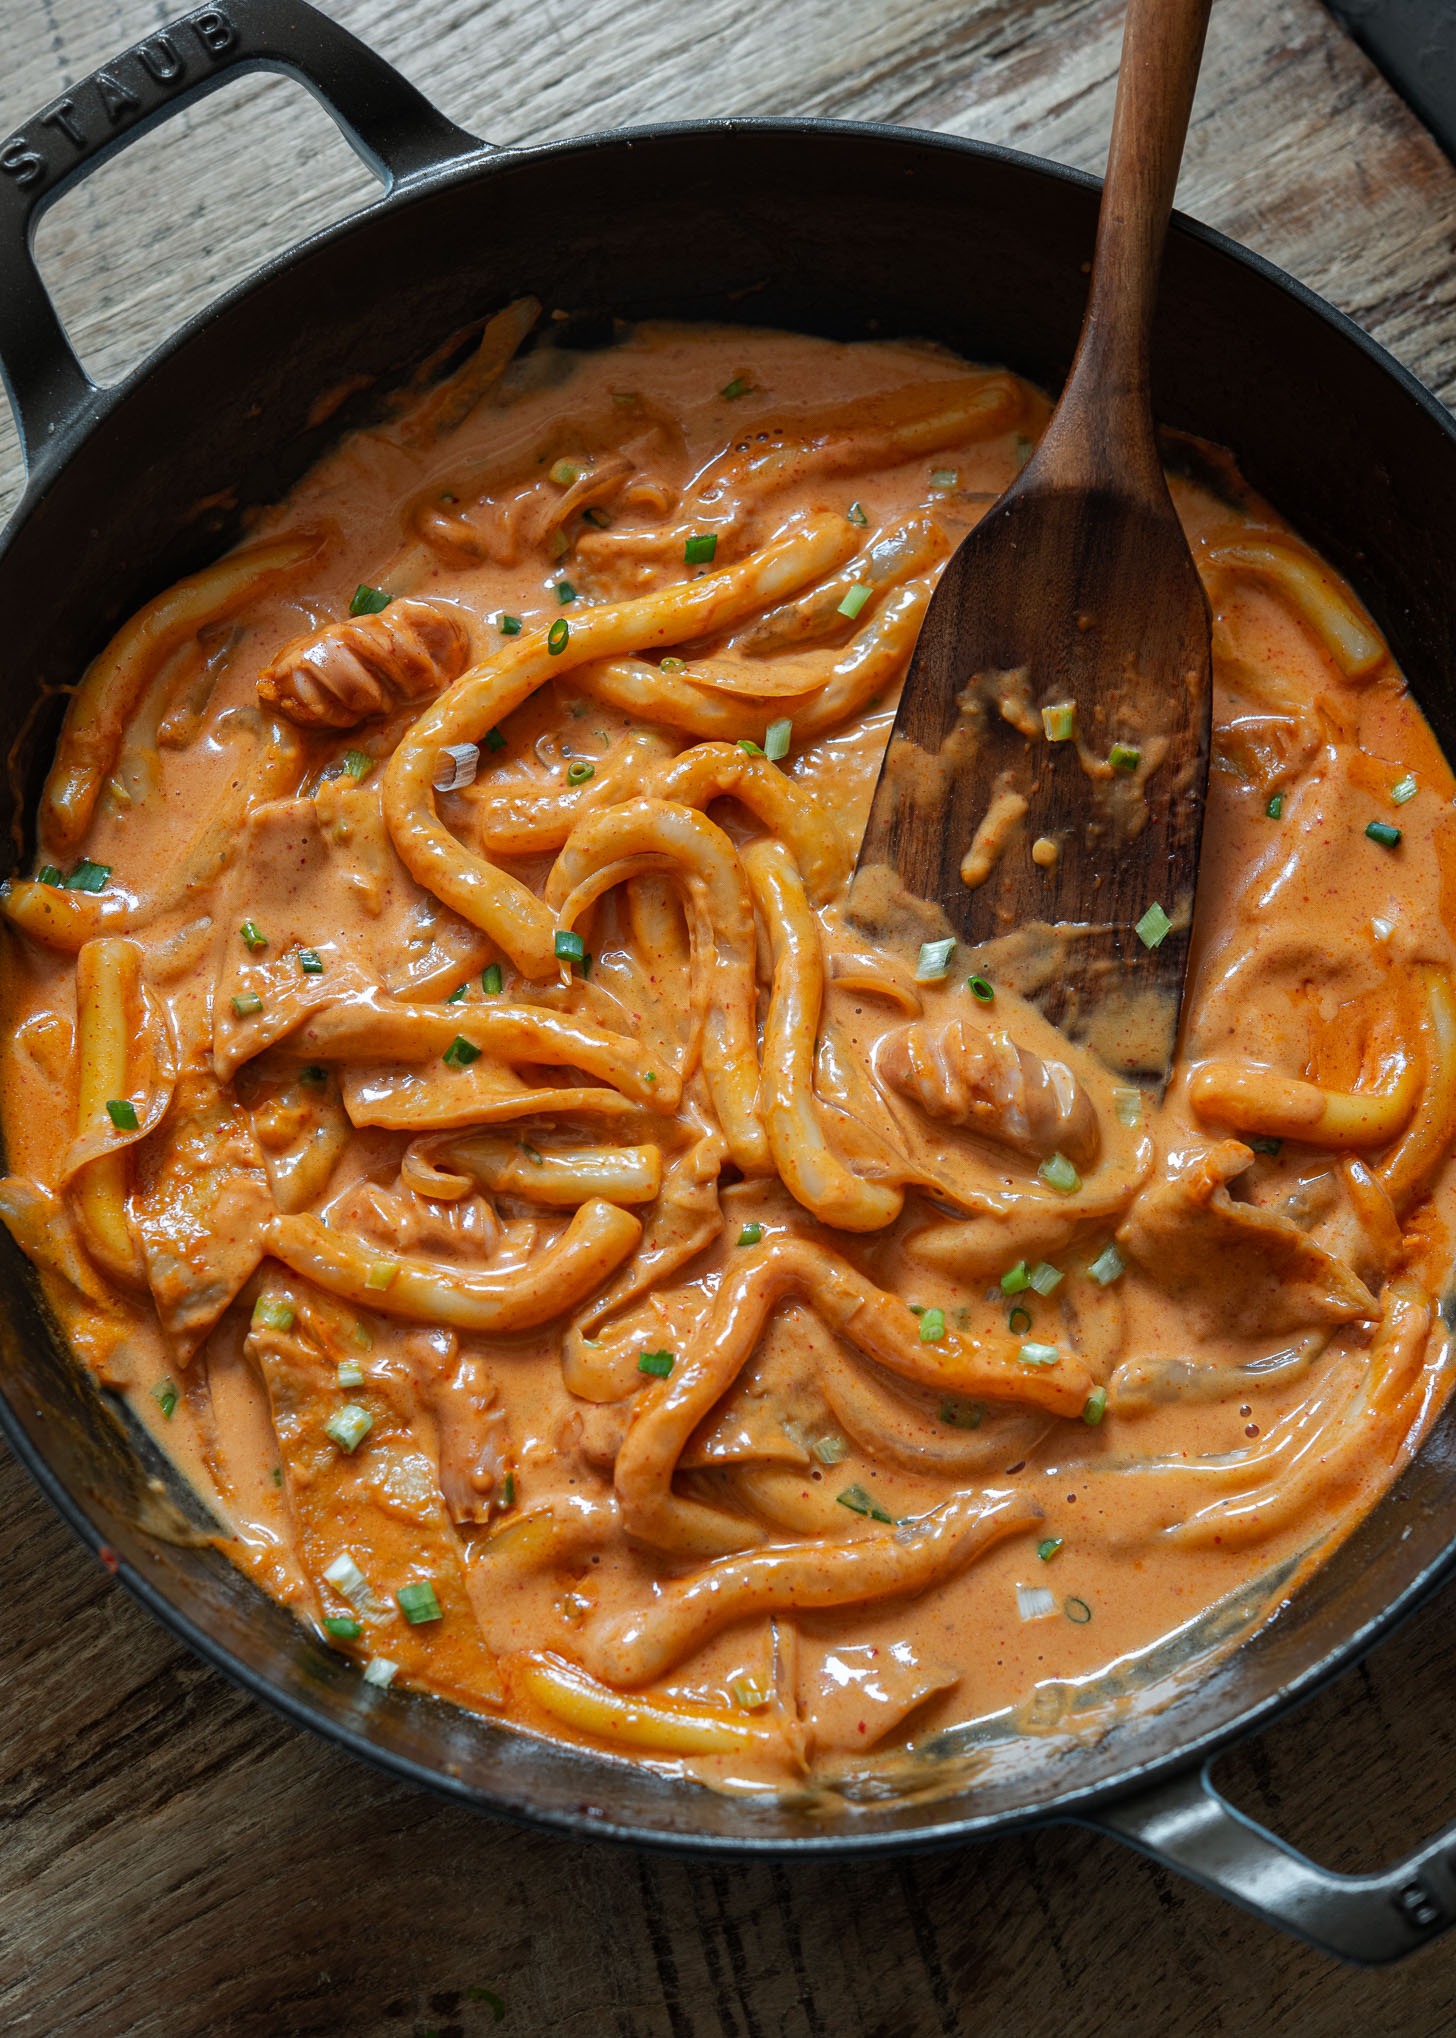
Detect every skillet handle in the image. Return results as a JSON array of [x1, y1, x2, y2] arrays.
[[1082, 1760, 1456, 1964], [0, 0, 482, 468]]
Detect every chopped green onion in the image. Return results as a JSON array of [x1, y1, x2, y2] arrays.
[[349, 585, 390, 616], [583, 506, 612, 529], [1392, 773, 1418, 805], [343, 748, 374, 782], [323, 1552, 370, 1602], [502, 1472, 516, 1507], [1037, 1537, 1064, 1563], [252, 1296, 295, 1333], [498, 614, 522, 635], [967, 973, 995, 1003], [847, 501, 869, 527], [737, 1223, 764, 1247], [918, 1307, 947, 1343], [916, 937, 955, 982], [1087, 1243, 1125, 1286], [1366, 820, 1402, 848], [548, 529, 570, 560], [555, 581, 576, 606], [1082, 1386, 1108, 1426], [637, 1349, 675, 1378], [1013, 432, 1033, 468], [660, 656, 686, 673], [520, 1142, 543, 1164], [836, 1484, 895, 1524], [299, 1065, 328, 1088], [567, 760, 595, 785], [555, 929, 586, 963], [548, 619, 569, 655], [930, 468, 957, 490], [105, 1098, 139, 1131], [1134, 901, 1172, 949], [240, 919, 267, 952], [323, 1616, 362, 1640], [447, 983, 468, 1003], [1064, 1596, 1093, 1624], [480, 728, 507, 756], [721, 375, 753, 399], [1109, 742, 1141, 773], [1000, 1260, 1031, 1295], [326, 1404, 373, 1453], [1019, 1341, 1060, 1368], [298, 949, 324, 975], [351, 1320, 373, 1350], [152, 1379, 178, 1419], [1028, 1261, 1063, 1296], [35, 865, 63, 888], [1114, 1087, 1143, 1127], [1265, 792, 1284, 819], [685, 534, 718, 565], [939, 1400, 983, 1430], [1008, 1304, 1033, 1335], [548, 458, 580, 486], [361, 1656, 398, 1688], [365, 1262, 397, 1291], [1041, 701, 1076, 743], [397, 1580, 443, 1625], [481, 963, 503, 994], [764, 719, 792, 763], [1249, 1134, 1282, 1156], [1038, 1152, 1081, 1195], [837, 583, 872, 621], [337, 1360, 364, 1389], [644, 1071, 656, 1084], [811, 1433, 850, 1466], [439, 492, 457, 504], [231, 992, 263, 1018], [63, 860, 110, 892], [443, 1034, 481, 1068], [730, 1676, 770, 1711]]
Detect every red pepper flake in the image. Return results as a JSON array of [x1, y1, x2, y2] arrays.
[[98, 1544, 120, 1573]]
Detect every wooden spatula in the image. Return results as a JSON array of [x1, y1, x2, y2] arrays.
[[850, 0, 1215, 1084]]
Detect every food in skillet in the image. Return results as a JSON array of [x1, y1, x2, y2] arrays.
[[1, 307, 1451, 1794]]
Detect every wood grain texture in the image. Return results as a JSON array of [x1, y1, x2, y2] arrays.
[[4, 2, 1456, 2032]]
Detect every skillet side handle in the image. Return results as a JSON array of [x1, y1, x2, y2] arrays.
[[1082, 1761, 1456, 1965], [0, 0, 483, 468]]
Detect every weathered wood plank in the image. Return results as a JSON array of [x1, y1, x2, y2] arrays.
[[4, 2, 1456, 2032]]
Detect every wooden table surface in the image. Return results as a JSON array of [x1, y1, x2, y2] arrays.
[[6, 1, 1456, 2032]]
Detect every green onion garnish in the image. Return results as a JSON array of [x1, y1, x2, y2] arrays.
[[555, 581, 576, 605], [1065, 1596, 1093, 1624], [63, 860, 110, 892], [498, 614, 522, 635], [502, 1472, 516, 1507], [365, 1262, 397, 1292], [737, 1223, 763, 1247], [939, 1400, 983, 1429], [1037, 1537, 1064, 1562], [298, 949, 324, 975], [837, 583, 872, 621], [1392, 773, 1418, 805], [737, 738, 764, 757], [566, 760, 595, 786], [847, 501, 869, 527], [351, 1320, 373, 1349], [811, 1433, 849, 1466], [1013, 432, 1033, 468], [660, 656, 686, 673], [350, 585, 390, 616], [231, 992, 263, 1018], [548, 458, 580, 486], [721, 375, 753, 399], [323, 1616, 362, 1640], [1008, 1304, 1033, 1335], [323, 1552, 369, 1602], [35, 865, 63, 887], [343, 749, 373, 782], [548, 619, 569, 655], [1134, 901, 1172, 949], [684, 534, 718, 565], [967, 973, 995, 1002], [326, 1404, 373, 1453], [1366, 820, 1401, 848], [637, 1349, 675, 1378], [916, 937, 955, 982], [1028, 1261, 1062, 1296], [1266, 792, 1284, 819], [1087, 1243, 1125, 1286], [482, 964, 503, 994], [240, 920, 267, 952], [105, 1098, 139, 1131], [555, 929, 585, 963], [1249, 1134, 1282, 1156], [1039, 1152, 1081, 1195], [918, 1307, 946, 1343], [1114, 1087, 1143, 1127], [1019, 1341, 1059, 1368], [397, 1580, 443, 1625], [443, 1034, 481, 1068], [252, 1296, 294, 1332], [764, 719, 792, 762], [447, 983, 468, 1003], [474, 731, 504, 761], [548, 532, 568, 560], [1082, 1386, 1108, 1426], [1001, 1261, 1031, 1295], [1109, 742, 1141, 773], [152, 1380, 178, 1419], [337, 1360, 364, 1388], [836, 1484, 895, 1524], [583, 507, 612, 529], [1041, 701, 1076, 742], [299, 1065, 328, 1088], [362, 1656, 399, 1688], [730, 1676, 770, 1711], [930, 468, 957, 490]]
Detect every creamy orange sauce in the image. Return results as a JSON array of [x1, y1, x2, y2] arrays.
[[2, 314, 1453, 1805]]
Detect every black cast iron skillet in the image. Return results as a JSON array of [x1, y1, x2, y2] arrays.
[[2, 0, 1456, 1967]]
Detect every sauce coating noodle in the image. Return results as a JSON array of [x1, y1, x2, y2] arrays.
[[2, 316, 1453, 1798]]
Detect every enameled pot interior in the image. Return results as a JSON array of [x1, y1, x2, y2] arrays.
[[3, 123, 1455, 1849]]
